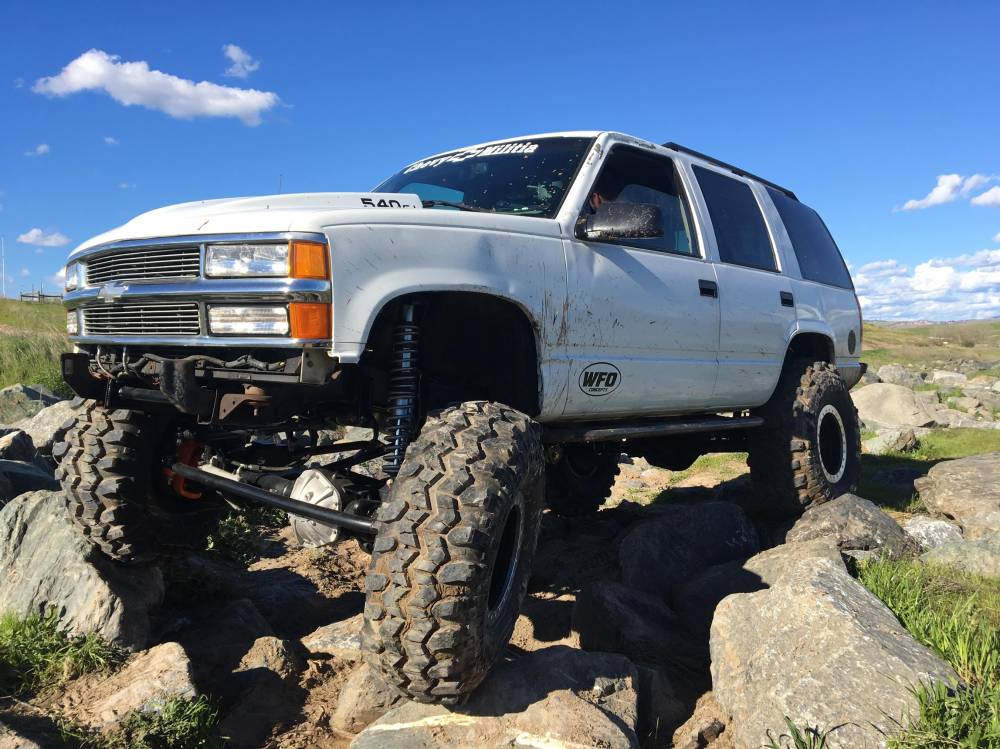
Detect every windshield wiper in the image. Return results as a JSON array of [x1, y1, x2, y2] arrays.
[[421, 199, 491, 213]]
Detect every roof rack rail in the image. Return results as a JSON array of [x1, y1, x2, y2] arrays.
[[662, 142, 797, 201]]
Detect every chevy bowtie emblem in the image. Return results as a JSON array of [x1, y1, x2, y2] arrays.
[[98, 281, 128, 303]]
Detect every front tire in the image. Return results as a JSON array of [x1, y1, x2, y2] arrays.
[[54, 400, 221, 564], [748, 360, 861, 516], [360, 401, 544, 703]]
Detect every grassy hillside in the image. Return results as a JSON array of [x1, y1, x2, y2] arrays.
[[0, 299, 69, 395], [863, 320, 1000, 374]]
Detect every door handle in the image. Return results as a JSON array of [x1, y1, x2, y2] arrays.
[[699, 279, 718, 298], [780, 291, 795, 307]]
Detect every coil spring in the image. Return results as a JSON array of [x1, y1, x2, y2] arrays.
[[383, 304, 419, 477]]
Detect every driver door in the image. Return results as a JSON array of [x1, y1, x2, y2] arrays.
[[561, 145, 721, 419]]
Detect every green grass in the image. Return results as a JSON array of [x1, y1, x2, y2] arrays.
[[763, 717, 845, 748], [0, 299, 70, 396], [859, 428, 1000, 511], [862, 321, 1000, 372], [0, 610, 124, 698], [0, 299, 66, 333], [206, 505, 287, 565], [91, 696, 219, 749], [858, 559, 1000, 747]]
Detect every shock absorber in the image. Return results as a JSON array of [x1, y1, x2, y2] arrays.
[[383, 303, 420, 477]]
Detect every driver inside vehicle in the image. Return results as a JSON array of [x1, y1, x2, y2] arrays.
[[585, 170, 625, 213]]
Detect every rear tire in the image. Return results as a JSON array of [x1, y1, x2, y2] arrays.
[[748, 360, 861, 517], [361, 401, 544, 703], [54, 400, 221, 564], [545, 444, 620, 516]]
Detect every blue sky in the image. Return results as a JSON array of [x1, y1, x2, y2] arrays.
[[1, 0, 998, 319]]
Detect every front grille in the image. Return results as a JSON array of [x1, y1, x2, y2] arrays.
[[85, 246, 201, 284], [82, 302, 201, 336]]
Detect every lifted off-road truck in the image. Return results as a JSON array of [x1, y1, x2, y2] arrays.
[[57, 131, 864, 702]]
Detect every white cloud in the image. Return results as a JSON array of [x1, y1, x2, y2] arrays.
[[118, 182, 136, 189], [24, 143, 50, 157], [14, 78, 24, 88], [971, 186, 1000, 207], [19, 268, 29, 277], [17, 228, 70, 247], [48, 267, 66, 287], [34, 248, 44, 255], [223, 44, 260, 79], [34, 49, 279, 126], [104, 135, 118, 145], [854, 247, 1000, 320], [900, 173, 997, 211], [994, 231, 1000, 243]]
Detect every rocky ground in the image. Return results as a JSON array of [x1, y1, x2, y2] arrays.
[[0, 377, 998, 748]]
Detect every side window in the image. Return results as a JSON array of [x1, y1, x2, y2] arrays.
[[581, 146, 698, 256], [767, 188, 853, 289], [693, 166, 776, 271]]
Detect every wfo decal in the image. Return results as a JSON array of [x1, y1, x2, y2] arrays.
[[579, 363, 621, 396]]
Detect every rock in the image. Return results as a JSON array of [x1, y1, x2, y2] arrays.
[[876, 364, 924, 388], [862, 428, 918, 455], [61, 643, 197, 731], [784, 493, 913, 557], [851, 383, 939, 428], [332, 663, 407, 734], [0, 385, 61, 425], [0, 460, 58, 502], [953, 395, 982, 411], [902, 516, 963, 551], [217, 637, 305, 748], [0, 431, 36, 462], [857, 369, 881, 386], [573, 580, 698, 670], [350, 647, 639, 749], [711, 556, 958, 749], [633, 663, 688, 738], [930, 370, 968, 388], [677, 537, 842, 632], [0, 491, 163, 648], [921, 533, 1000, 577], [914, 453, 1000, 539], [619, 502, 759, 598], [0, 720, 44, 749], [933, 407, 997, 429], [672, 692, 728, 749], [11, 400, 76, 454], [914, 389, 940, 406], [301, 613, 362, 660]]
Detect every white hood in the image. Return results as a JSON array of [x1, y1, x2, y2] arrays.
[[70, 192, 423, 257]]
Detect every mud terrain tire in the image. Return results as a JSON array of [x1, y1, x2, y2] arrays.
[[545, 444, 620, 516], [54, 400, 221, 564], [361, 401, 544, 703], [748, 360, 861, 516]]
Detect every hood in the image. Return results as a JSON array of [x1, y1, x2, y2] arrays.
[[70, 192, 423, 257]]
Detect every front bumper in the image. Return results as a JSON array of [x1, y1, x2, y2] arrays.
[[64, 232, 332, 349]]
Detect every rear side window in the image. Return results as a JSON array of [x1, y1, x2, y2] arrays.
[[693, 166, 776, 271], [767, 188, 853, 289]]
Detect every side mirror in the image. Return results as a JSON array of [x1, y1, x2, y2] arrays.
[[576, 202, 663, 241]]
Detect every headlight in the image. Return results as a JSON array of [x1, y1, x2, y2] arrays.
[[208, 305, 289, 336], [206, 243, 289, 278], [66, 310, 79, 335], [65, 262, 80, 291]]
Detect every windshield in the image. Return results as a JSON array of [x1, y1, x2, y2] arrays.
[[375, 136, 593, 218]]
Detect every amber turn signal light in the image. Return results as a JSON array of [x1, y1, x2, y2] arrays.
[[290, 241, 329, 279], [289, 302, 331, 339]]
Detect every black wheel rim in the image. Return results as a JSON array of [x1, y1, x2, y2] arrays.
[[487, 504, 522, 615]]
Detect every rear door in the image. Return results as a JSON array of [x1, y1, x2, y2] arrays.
[[690, 165, 797, 407], [561, 145, 720, 418]]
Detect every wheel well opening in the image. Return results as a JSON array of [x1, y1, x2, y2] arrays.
[[786, 333, 834, 366], [363, 292, 540, 416]]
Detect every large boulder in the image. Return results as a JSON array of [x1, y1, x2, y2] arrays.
[[618, 502, 758, 598], [11, 399, 76, 455], [902, 516, 963, 551], [876, 364, 924, 389], [862, 427, 919, 455], [914, 453, 1000, 539], [0, 431, 36, 462], [350, 647, 639, 748], [930, 370, 968, 388], [0, 491, 163, 648], [711, 555, 957, 749], [0, 385, 61, 425], [301, 613, 363, 661], [0, 460, 58, 503], [783, 493, 914, 557], [921, 532, 1000, 577], [332, 663, 408, 734], [851, 383, 939, 429], [56, 643, 197, 732]]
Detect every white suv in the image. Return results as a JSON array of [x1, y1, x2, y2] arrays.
[[57, 131, 863, 702]]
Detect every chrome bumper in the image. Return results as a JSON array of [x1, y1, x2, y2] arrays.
[[64, 232, 332, 349]]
